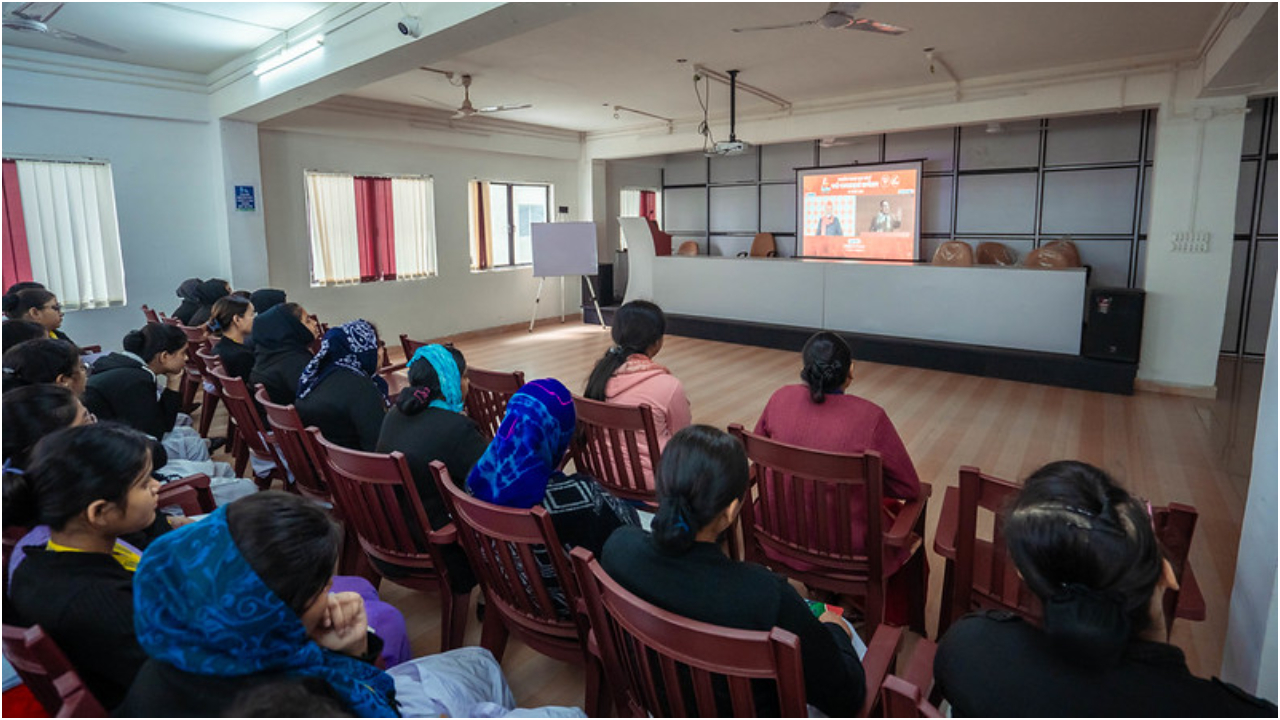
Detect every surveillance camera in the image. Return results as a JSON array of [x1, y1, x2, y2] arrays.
[[397, 16, 421, 38]]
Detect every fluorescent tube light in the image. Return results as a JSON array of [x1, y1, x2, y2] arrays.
[[254, 35, 324, 77]]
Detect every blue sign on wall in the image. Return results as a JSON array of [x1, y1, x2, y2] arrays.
[[235, 185, 256, 211]]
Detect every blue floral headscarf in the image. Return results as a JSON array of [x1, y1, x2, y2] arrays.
[[132, 507, 398, 717], [297, 319, 388, 400], [466, 378, 576, 509], [408, 344, 464, 413]]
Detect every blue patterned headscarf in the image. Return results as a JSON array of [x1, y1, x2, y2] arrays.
[[296, 320, 388, 400], [132, 507, 398, 717], [466, 378, 576, 509], [408, 344, 464, 413]]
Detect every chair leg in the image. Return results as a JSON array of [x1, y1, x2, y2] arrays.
[[440, 587, 470, 653], [584, 652, 610, 718], [479, 604, 511, 662], [197, 392, 220, 438], [233, 442, 249, 478], [180, 373, 200, 413], [937, 559, 956, 638], [906, 551, 929, 637]]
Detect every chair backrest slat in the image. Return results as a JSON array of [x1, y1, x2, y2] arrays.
[[207, 367, 274, 460], [255, 386, 331, 501], [465, 367, 525, 440], [570, 395, 662, 505]]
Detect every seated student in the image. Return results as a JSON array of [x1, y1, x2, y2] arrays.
[[295, 320, 388, 452], [2, 319, 46, 353], [935, 461, 1276, 717], [11, 287, 74, 344], [754, 331, 922, 624], [467, 378, 639, 614], [171, 278, 202, 325], [5, 423, 163, 710], [2, 281, 45, 320], [2, 338, 86, 395], [600, 425, 866, 717], [249, 287, 286, 315], [206, 295, 256, 383], [251, 302, 320, 405], [186, 278, 230, 327], [83, 323, 186, 442], [582, 300, 691, 486], [120, 491, 584, 718]]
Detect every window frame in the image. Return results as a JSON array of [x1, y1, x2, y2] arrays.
[[486, 181, 552, 269]]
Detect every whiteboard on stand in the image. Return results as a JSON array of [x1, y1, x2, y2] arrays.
[[532, 222, 599, 278]]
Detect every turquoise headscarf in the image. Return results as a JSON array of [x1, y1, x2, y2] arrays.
[[466, 378, 576, 509], [132, 507, 399, 717], [408, 344, 465, 413]]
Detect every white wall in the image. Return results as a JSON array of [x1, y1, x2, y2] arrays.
[[2, 104, 229, 350], [257, 124, 583, 343], [604, 159, 663, 255], [1222, 289, 1278, 702]]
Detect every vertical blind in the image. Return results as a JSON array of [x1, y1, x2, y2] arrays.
[[305, 171, 437, 285], [5, 159, 126, 309]]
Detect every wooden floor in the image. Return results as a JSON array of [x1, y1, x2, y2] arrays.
[[221, 319, 1266, 710]]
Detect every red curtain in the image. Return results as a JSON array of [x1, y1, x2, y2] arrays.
[[2, 160, 34, 291], [639, 190, 656, 220], [353, 177, 396, 282]]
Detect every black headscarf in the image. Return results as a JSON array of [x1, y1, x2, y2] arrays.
[[252, 305, 315, 360], [188, 279, 230, 326], [249, 288, 287, 315], [171, 278, 202, 325]]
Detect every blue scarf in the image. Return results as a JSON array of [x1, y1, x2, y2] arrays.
[[408, 345, 464, 413], [297, 320, 388, 400], [466, 378, 576, 509], [132, 507, 399, 717]]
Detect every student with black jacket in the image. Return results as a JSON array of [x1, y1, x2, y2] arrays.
[[206, 295, 256, 383], [250, 303, 319, 405], [83, 323, 186, 440]]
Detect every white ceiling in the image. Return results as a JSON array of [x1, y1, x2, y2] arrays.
[[1, 2, 337, 74], [0, 2, 1242, 132]]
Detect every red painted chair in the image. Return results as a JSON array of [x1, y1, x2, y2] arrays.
[[312, 432, 470, 652], [570, 395, 662, 507], [879, 635, 942, 718], [431, 462, 592, 672], [1, 624, 106, 718], [1153, 502, 1207, 638], [156, 473, 217, 516], [398, 333, 429, 360], [205, 367, 280, 489], [192, 347, 228, 441], [176, 324, 212, 417], [464, 367, 525, 440], [727, 424, 930, 634], [140, 304, 159, 324], [571, 546, 907, 718]]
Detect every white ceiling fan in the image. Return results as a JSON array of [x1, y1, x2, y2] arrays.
[[732, 2, 908, 35], [415, 70, 531, 119], [2, 2, 125, 53]]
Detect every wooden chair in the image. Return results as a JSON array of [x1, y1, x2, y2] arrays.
[[975, 241, 1017, 266], [1, 624, 106, 718], [572, 546, 907, 718], [737, 232, 778, 258], [205, 367, 281, 489], [399, 333, 429, 360], [676, 240, 700, 256], [933, 466, 1039, 637], [431, 462, 595, 676], [727, 424, 930, 634], [161, 315, 180, 326], [880, 635, 942, 718], [140, 304, 159, 324], [156, 473, 217, 516], [256, 386, 376, 581], [192, 347, 226, 441], [931, 241, 974, 266], [570, 394, 662, 507], [177, 323, 212, 416], [312, 432, 470, 652], [1024, 239, 1082, 269], [1153, 503, 1207, 638], [465, 367, 526, 440]]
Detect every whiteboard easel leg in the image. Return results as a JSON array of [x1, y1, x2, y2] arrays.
[[560, 276, 566, 323], [528, 278, 545, 333], [584, 276, 606, 329]]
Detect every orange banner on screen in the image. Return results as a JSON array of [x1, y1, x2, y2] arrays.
[[798, 161, 922, 260], [803, 234, 915, 260], [802, 171, 918, 197]]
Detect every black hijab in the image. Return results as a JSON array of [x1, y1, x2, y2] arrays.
[[188, 279, 230, 326], [249, 288, 287, 315], [252, 305, 314, 359], [172, 278, 202, 325]]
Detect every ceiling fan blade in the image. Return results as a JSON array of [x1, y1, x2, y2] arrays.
[[47, 27, 125, 52], [847, 17, 910, 35], [11, 2, 63, 22], [477, 103, 532, 114], [731, 18, 819, 33]]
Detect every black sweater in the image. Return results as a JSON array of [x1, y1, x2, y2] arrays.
[[8, 547, 142, 710], [600, 526, 865, 717], [83, 353, 180, 439], [295, 370, 387, 452], [935, 611, 1277, 717], [376, 406, 489, 530], [212, 336, 255, 384]]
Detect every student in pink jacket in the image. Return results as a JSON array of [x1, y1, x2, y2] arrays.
[[583, 301, 692, 487]]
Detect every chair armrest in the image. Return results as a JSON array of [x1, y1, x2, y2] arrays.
[[78, 345, 102, 354], [932, 485, 959, 559], [1173, 563, 1206, 622], [899, 636, 938, 696], [428, 523, 458, 547], [885, 483, 930, 548], [378, 361, 408, 375], [858, 624, 904, 717]]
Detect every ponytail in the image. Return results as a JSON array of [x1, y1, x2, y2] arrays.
[[650, 425, 749, 555], [584, 300, 666, 401], [206, 295, 252, 337], [799, 331, 852, 404]]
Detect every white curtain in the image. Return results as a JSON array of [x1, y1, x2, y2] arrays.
[[16, 161, 125, 310], [305, 172, 360, 285], [620, 189, 641, 218], [391, 177, 437, 279]]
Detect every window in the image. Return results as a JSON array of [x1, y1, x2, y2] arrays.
[[2, 158, 126, 310], [469, 180, 550, 269], [304, 171, 437, 285]]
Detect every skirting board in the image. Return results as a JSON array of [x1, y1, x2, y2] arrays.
[[584, 304, 1137, 395], [1134, 379, 1218, 399]]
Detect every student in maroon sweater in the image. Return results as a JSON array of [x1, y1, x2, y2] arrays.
[[753, 330, 922, 623]]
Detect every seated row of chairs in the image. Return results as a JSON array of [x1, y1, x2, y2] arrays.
[[932, 238, 1083, 269]]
